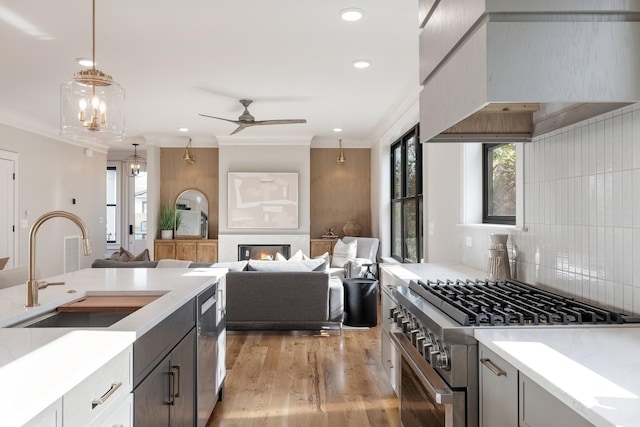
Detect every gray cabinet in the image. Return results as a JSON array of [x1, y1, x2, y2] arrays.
[[134, 329, 196, 427], [479, 343, 594, 427], [520, 373, 593, 427], [479, 344, 518, 427], [380, 276, 400, 395]]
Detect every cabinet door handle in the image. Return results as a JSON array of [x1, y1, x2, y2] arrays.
[[480, 358, 507, 377], [91, 382, 122, 409], [218, 288, 224, 311], [168, 368, 177, 405], [173, 365, 181, 398]]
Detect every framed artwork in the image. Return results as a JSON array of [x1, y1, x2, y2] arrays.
[[228, 172, 299, 229]]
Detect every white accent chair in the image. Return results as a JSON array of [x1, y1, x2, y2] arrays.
[[327, 236, 380, 280]]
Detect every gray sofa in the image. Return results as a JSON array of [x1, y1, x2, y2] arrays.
[[225, 259, 343, 330], [92, 257, 344, 331]]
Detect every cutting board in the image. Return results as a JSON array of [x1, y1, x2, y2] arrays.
[[57, 295, 161, 312]]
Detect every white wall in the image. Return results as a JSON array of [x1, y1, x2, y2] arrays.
[[217, 137, 311, 261], [459, 103, 640, 315], [0, 123, 107, 278]]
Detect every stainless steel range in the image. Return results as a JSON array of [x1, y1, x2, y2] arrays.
[[389, 278, 640, 427]]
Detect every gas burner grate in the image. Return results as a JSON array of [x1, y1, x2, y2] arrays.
[[409, 279, 636, 327]]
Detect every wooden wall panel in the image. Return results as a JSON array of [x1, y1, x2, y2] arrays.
[[310, 148, 371, 239], [160, 148, 219, 237]]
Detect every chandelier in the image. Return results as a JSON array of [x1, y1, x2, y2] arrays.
[[124, 144, 146, 177], [60, 0, 125, 142]]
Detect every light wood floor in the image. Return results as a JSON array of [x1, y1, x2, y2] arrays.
[[206, 321, 399, 426]]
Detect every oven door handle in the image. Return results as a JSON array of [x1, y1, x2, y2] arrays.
[[391, 331, 455, 405]]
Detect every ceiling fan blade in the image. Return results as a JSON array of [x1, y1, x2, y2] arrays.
[[230, 123, 255, 135], [253, 119, 307, 125], [198, 113, 241, 125]]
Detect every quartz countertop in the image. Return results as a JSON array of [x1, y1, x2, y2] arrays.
[[380, 262, 486, 285], [476, 327, 640, 427], [0, 267, 226, 426]]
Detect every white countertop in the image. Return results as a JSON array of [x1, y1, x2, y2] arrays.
[[0, 267, 226, 426], [380, 262, 486, 285], [476, 327, 640, 427]]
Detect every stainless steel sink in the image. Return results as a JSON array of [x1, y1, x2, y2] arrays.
[[21, 310, 132, 328], [11, 310, 133, 328]]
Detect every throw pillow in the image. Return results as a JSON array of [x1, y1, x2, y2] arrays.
[[288, 249, 304, 261], [131, 248, 150, 261], [313, 251, 330, 268], [156, 259, 192, 268], [275, 252, 287, 261], [331, 239, 357, 268], [117, 247, 135, 262]]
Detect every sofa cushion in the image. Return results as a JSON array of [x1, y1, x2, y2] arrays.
[[206, 260, 249, 271], [331, 239, 357, 268], [275, 249, 304, 261], [247, 259, 325, 272], [91, 259, 158, 268], [156, 259, 192, 268], [111, 247, 150, 262]]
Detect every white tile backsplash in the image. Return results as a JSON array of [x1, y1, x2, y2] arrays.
[[459, 103, 640, 315]]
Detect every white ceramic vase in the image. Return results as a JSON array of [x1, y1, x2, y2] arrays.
[[161, 229, 173, 240]]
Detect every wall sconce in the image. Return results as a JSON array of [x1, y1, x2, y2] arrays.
[[337, 139, 346, 165], [183, 138, 195, 164]]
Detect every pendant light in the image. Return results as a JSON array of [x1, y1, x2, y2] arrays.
[[124, 144, 146, 177], [60, 0, 125, 142], [337, 139, 346, 165]]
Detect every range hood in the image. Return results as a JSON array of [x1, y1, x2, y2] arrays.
[[419, 2, 640, 143], [429, 102, 633, 143]]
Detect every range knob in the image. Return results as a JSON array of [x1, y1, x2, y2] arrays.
[[436, 349, 451, 371], [401, 318, 411, 333], [416, 336, 426, 355], [410, 329, 421, 346]]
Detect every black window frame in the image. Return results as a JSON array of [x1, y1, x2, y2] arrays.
[[482, 143, 516, 225], [390, 124, 423, 263]]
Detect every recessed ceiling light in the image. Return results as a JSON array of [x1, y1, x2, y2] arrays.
[[352, 60, 371, 69], [340, 8, 364, 22], [76, 57, 94, 67], [333, 128, 343, 132], [178, 127, 189, 132]]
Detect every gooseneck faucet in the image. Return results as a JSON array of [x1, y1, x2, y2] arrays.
[[26, 210, 92, 307]]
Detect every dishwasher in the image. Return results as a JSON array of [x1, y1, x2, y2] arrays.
[[196, 282, 220, 427]]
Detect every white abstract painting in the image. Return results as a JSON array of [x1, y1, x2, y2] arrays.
[[228, 172, 298, 228]]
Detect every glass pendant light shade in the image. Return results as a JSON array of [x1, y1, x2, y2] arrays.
[[60, 72, 125, 142], [124, 143, 146, 177]]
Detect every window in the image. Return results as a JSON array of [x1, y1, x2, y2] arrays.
[[106, 166, 118, 243], [483, 143, 516, 225], [391, 125, 423, 263]]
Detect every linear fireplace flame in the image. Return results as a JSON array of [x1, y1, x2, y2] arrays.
[[238, 244, 291, 261]]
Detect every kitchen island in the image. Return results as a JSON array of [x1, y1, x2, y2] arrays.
[[0, 267, 226, 427]]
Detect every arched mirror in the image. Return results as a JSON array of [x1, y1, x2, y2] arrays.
[[175, 189, 209, 238]]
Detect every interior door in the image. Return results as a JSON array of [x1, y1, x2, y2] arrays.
[[127, 171, 148, 256], [0, 155, 16, 269]]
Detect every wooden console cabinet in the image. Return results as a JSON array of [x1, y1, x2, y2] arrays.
[[154, 239, 218, 263], [310, 238, 338, 258]]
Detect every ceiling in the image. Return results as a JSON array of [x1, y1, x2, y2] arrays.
[[0, 0, 419, 151]]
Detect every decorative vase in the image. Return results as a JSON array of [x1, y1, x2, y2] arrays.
[[487, 234, 510, 280], [161, 229, 173, 240], [343, 220, 362, 237]]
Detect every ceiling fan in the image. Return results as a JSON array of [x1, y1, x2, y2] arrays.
[[199, 99, 307, 135]]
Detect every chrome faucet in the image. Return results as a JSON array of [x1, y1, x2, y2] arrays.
[[26, 210, 92, 307]]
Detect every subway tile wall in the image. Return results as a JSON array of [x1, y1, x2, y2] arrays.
[[459, 103, 640, 315]]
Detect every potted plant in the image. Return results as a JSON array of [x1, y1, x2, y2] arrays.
[[159, 205, 182, 239]]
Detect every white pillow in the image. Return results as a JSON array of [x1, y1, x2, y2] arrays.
[[331, 239, 357, 268], [156, 259, 192, 268], [288, 249, 304, 261], [275, 252, 287, 261]]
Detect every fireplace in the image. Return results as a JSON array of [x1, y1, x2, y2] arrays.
[[238, 244, 291, 261]]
